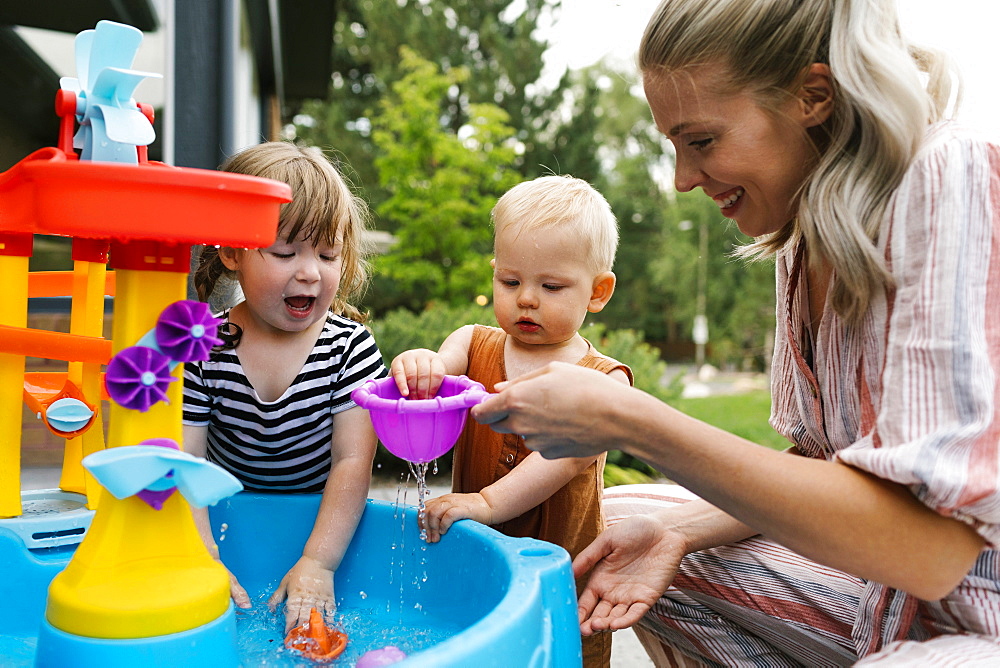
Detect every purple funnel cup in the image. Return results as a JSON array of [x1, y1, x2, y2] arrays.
[[155, 300, 224, 362], [351, 375, 489, 464], [104, 345, 176, 412]]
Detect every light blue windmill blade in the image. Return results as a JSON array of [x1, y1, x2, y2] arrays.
[[59, 77, 81, 94], [169, 459, 244, 509], [83, 445, 243, 507], [87, 21, 143, 95], [79, 114, 139, 163], [90, 66, 161, 108], [96, 105, 156, 145], [73, 29, 94, 91], [83, 445, 182, 499]]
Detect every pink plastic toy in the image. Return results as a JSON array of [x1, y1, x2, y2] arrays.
[[351, 376, 489, 464], [356, 645, 407, 667]]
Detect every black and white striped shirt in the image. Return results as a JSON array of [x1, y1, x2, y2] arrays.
[[182, 313, 387, 492]]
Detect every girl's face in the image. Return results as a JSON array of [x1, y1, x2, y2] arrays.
[[644, 63, 827, 238], [491, 223, 611, 349], [222, 233, 344, 335]]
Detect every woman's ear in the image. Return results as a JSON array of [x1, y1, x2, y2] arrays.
[[588, 272, 617, 313], [219, 247, 241, 271], [796, 63, 834, 128]]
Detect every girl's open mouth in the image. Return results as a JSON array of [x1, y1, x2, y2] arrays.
[[517, 320, 540, 333], [284, 296, 315, 317]]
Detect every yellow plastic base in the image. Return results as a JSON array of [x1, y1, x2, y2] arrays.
[[45, 489, 229, 639]]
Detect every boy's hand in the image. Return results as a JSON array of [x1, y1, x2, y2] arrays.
[[420, 493, 493, 543], [267, 555, 336, 633], [390, 348, 447, 399]]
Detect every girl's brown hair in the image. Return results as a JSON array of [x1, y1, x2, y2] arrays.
[[193, 142, 373, 322]]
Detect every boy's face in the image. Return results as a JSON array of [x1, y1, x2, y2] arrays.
[[492, 222, 608, 348]]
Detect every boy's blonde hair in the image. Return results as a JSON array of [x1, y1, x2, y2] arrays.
[[193, 142, 373, 322], [640, 0, 958, 322], [491, 175, 619, 273]]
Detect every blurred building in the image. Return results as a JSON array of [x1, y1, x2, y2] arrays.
[[0, 0, 338, 170]]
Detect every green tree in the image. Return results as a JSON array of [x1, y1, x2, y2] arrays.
[[291, 0, 591, 209], [651, 191, 776, 369], [369, 48, 519, 310]]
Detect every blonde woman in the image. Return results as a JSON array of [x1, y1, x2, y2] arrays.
[[473, 0, 1000, 664]]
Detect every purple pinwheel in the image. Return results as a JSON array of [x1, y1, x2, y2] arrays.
[[104, 345, 176, 412], [155, 300, 223, 362]]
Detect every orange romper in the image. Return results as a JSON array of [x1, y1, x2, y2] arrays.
[[451, 325, 634, 668]]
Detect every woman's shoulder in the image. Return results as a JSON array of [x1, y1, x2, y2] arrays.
[[891, 121, 998, 210], [910, 120, 997, 170]]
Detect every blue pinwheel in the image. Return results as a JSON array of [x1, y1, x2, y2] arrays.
[[58, 20, 161, 163]]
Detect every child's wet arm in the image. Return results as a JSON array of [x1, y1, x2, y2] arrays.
[[479, 451, 598, 525], [182, 424, 220, 558], [436, 325, 475, 376], [302, 407, 377, 571]]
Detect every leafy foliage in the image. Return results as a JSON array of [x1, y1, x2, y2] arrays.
[[369, 302, 497, 366], [370, 48, 519, 310]]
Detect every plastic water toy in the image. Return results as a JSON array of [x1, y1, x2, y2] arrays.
[[212, 493, 583, 666], [356, 645, 408, 667], [284, 607, 348, 662], [351, 375, 489, 463], [58, 20, 160, 163], [0, 18, 582, 668], [36, 441, 242, 662]]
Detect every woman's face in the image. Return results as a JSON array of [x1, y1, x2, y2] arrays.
[[644, 63, 824, 238]]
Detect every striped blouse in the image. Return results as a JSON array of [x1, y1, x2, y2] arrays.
[[182, 313, 387, 493], [769, 121, 1000, 652]]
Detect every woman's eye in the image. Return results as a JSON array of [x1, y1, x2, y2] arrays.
[[688, 138, 713, 150]]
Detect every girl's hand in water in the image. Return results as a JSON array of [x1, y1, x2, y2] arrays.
[[268, 555, 336, 633], [472, 362, 623, 460], [218, 559, 252, 610], [421, 493, 493, 543], [390, 348, 447, 399]]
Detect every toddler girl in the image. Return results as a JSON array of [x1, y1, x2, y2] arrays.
[[183, 142, 387, 632]]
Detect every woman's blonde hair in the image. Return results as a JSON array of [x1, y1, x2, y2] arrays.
[[193, 142, 373, 322], [491, 175, 619, 273], [640, 0, 958, 321]]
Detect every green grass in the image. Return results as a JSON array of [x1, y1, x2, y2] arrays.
[[669, 391, 790, 451]]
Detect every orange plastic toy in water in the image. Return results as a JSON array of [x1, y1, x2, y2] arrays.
[[284, 608, 348, 663]]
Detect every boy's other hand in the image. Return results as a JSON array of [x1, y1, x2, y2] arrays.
[[390, 348, 447, 399], [420, 492, 493, 543]]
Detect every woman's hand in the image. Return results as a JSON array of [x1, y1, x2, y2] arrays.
[[573, 514, 686, 634], [421, 492, 493, 543], [472, 362, 626, 459], [268, 555, 336, 633]]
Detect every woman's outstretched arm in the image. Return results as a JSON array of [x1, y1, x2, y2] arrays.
[[474, 363, 984, 600]]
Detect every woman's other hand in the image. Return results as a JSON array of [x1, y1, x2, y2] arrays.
[[573, 514, 685, 634]]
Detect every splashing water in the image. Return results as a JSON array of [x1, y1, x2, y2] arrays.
[[235, 588, 458, 667]]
